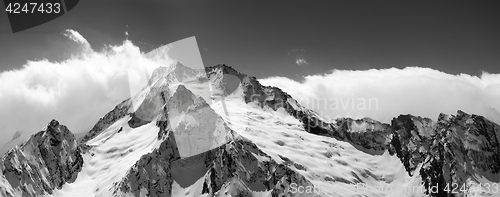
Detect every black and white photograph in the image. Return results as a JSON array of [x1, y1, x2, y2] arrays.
[[0, 1, 499, 196]]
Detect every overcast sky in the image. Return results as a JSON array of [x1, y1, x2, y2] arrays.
[[1, 0, 499, 80]]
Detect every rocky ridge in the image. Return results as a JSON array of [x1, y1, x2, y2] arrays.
[[206, 64, 500, 196], [0, 120, 83, 197], [113, 85, 315, 197]]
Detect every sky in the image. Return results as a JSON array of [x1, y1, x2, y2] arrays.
[[1, 0, 499, 80], [0, 1, 499, 151]]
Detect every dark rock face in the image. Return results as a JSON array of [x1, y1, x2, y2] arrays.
[[389, 115, 436, 175], [1, 120, 83, 197], [114, 130, 314, 197], [114, 131, 181, 197], [333, 117, 392, 151], [389, 115, 447, 196], [385, 112, 500, 196], [452, 111, 500, 174], [202, 136, 314, 197]]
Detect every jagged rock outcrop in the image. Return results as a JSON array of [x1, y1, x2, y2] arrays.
[[205, 64, 246, 96], [389, 115, 436, 174], [113, 131, 181, 197], [201, 136, 315, 197], [389, 111, 500, 196], [332, 117, 393, 151], [114, 127, 314, 197], [1, 120, 83, 197]]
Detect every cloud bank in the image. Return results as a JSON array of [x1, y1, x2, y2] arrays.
[[260, 67, 500, 124], [0, 29, 174, 149]]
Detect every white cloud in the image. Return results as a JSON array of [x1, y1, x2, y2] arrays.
[[288, 48, 308, 66], [0, 30, 175, 149], [295, 58, 308, 66], [260, 67, 500, 124], [63, 29, 89, 45]]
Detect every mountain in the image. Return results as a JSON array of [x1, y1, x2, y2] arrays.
[[0, 120, 83, 197], [203, 65, 500, 196], [0, 63, 499, 197], [0, 131, 29, 156], [148, 62, 204, 86], [113, 85, 313, 196], [389, 112, 500, 196]]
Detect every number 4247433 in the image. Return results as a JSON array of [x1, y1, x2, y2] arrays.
[[5, 3, 61, 14]]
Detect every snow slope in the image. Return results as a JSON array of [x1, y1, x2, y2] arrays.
[[51, 118, 163, 197], [207, 89, 425, 197]]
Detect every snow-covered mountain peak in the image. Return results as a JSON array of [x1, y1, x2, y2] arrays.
[[388, 111, 500, 196], [170, 61, 190, 71], [205, 64, 245, 78], [147, 66, 169, 85], [164, 62, 204, 84], [166, 85, 197, 122], [147, 62, 204, 87], [1, 119, 83, 197], [204, 64, 247, 97], [165, 85, 231, 158], [192, 95, 210, 109], [169, 85, 197, 107], [44, 119, 64, 136]]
